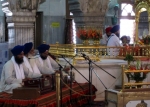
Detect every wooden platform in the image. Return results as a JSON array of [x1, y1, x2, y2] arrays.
[[0, 83, 97, 107]]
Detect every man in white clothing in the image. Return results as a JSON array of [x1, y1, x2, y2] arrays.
[[107, 25, 122, 56], [0, 45, 41, 93], [23, 42, 42, 75], [35, 44, 60, 74], [35, 44, 70, 75], [100, 26, 112, 45]]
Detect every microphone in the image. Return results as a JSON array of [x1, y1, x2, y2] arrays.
[[80, 53, 90, 60], [73, 53, 90, 60]]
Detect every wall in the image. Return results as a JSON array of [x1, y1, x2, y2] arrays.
[[0, 4, 5, 43], [38, 0, 66, 44]]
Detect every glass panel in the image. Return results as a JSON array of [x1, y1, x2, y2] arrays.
[[125, 4, 132, 13], [120, 19, 135, 44], [121, 3, 127, 10], [122, 10, 128, 16], [131, 11, 135, 16], [121, 3, 135, 16]]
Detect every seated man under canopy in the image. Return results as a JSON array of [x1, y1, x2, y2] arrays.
[[0, 45, 42, 93]]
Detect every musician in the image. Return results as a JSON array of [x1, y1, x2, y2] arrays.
[[35, 44, 70, 75], [23, 42, 42, 75], [35, 44, 61, 74], [0, 45, 40, 93]]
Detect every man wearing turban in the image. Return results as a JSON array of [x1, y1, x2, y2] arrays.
[[100, 27, 112, 45], [0, 45, 36, 93], [120, 35, 128, 46], [107, 25, 122, 56], [35, 44, 60, 74], [35, 44, 70, 75], [23, 42, 42, 76]]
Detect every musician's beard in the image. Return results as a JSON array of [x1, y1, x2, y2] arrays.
[[40, 55, 47, 60], [15, 56, 24, 64]]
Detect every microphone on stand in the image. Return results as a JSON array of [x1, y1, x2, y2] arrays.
[[78, 53, 90, 60]]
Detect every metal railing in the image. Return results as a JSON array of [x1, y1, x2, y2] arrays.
[[49, 43, 150, 63]]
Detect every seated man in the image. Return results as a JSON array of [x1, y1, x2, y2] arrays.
[[35, 44, 69, 75], [23, 42, 41, 75], [120, 35, 128, 46], [0, 45, 41, 93]]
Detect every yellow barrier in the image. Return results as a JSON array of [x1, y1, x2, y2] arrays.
[[49, 43, 150, 63]]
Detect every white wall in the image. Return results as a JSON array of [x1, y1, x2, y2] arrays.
[[0, 3, 4, 16]]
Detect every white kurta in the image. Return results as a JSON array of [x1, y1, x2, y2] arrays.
[[35, 56, 59, 74], [107, 33, 122, 56], [100, 33, 108, 45], [24, 56, 42, 76], [0, 59, 42, 93]]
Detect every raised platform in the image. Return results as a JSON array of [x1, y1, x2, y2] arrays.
[[105, 89, 150, 107], [0, 83, 97, 107]]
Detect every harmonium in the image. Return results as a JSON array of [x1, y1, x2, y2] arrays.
[[23, 75, 53, 94], [13, 75, 54, 99], [13, 74, 75, 99]]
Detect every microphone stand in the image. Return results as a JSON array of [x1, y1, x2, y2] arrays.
[[61, 55, 90, 102], [81, 54, 115, 106], [81, 53, 116, 79]]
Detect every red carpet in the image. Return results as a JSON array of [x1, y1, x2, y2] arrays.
[[0, 83, 97, 107]]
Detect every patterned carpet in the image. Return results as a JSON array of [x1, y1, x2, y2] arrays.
[[83, 101, 105, 107]]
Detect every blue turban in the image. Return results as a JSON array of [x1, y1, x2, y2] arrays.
[[11, 45, 24, 56], [111, 25, 120, 33], [24, 42, 33, 55], [37, 44, 50, 53]]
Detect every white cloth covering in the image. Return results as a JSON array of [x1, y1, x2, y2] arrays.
[[11, 56, 25, 79]]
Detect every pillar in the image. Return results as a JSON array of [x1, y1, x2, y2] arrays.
[[68, 0, 110, 43], [1, 0, 45, 48]]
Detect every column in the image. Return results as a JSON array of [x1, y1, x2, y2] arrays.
[[68, 0, 110, 43], [1, 0, 45, 48], [135, 14, 139, 44]]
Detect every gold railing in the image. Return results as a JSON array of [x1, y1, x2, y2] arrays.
[[49, 43, 150, 62], [122, 65, 150, 90]]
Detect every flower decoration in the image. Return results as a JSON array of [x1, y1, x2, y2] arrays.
[[142, 35, 150, 45], [129, 66, 148, 82], [128, 60, 149, 82], [77, 28, 102, 40], [124, 54, 134, 62], [77, 29, 89, 40], [88, 29, 102, 40]]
